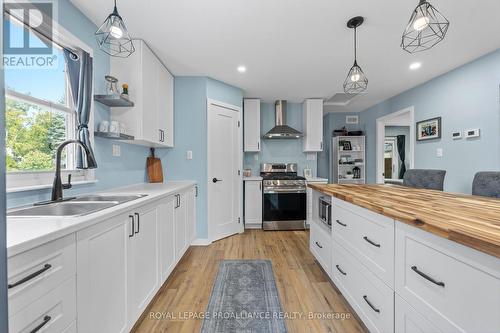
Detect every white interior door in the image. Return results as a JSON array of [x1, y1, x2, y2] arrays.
[[207, 100, 242, 242]]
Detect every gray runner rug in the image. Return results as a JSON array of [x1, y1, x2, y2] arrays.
[[200, 260, 288, 333]]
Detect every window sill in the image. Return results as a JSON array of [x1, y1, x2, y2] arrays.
[[7, 179, 99, 194]]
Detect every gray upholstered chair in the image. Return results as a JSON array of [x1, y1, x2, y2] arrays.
[[403, 169, 446, 191], [472, 172, 500, 198]]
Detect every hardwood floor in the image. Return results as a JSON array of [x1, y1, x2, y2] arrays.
[[132, 230, 367, 333]]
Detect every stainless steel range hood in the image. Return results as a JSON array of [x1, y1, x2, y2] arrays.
[[263, 100, 303, 139]]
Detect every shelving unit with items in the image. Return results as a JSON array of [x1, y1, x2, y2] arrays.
[[331, 136, 366, 184]]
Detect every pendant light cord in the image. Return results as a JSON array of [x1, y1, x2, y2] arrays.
[[354, 27, 357, 64]]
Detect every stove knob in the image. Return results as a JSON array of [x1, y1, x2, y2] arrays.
[[272, 180, 278, 186], [295, 181, 301, 185]]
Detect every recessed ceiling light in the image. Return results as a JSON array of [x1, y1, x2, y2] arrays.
[[237, 65, 246, 73], [409, 62, 422, 70]]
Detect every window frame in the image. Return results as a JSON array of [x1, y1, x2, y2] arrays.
[[6, 13, 96, 193]]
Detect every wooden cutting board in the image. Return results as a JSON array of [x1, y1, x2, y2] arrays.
[[147, 148, 163, 183]]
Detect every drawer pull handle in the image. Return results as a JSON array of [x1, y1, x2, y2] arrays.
[[134, 212, 140, 234], [411, 266, 445, 287], [363, 295, 380, 313], [363, 236, 381, 248], [336, 264, 347, 276], [336, 219, 347, 227], [8, 264, 52, 289], [129, 215, 135, 237], [29, 315, 51, 333], [315, 241, 323, 249]]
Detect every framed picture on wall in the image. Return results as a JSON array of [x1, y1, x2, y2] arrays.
[[416, 117, 442, 141]]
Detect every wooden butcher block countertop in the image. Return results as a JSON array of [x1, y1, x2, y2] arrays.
[[308, 183, 500, 258]]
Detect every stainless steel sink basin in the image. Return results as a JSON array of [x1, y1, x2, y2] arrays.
[[7, 202, 118, 217], [72, 194, 147, 203], [8, 194, 148, 217]]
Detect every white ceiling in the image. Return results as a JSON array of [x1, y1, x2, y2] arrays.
[[71, 0, 500, 112]]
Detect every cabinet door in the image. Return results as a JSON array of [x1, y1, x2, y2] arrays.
[[128, 204, 160, 325], [303, 99, 324, 152], [186, 187, 197, 245], [174, 193, 187, 261], [77, 214, 131, 333], [158, 196, 176, 284], [244, 99, 261, 152], [395, 294, 442, 333], [140, 43, 160, 144], [158, 67, 174, 147], [244, 180, 262, 227]]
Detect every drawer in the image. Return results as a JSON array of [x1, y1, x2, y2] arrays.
[[395, 222, 500, 333], [333, 199, 395, 286], [8, 234, 76, 317], [9, 277, 76, 333], [310, 220, 332, 277], [331, 242, 394, 333], [395, 294, 442, 333]]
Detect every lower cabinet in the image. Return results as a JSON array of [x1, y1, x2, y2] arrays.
[[77, 185, 197, 333], [395, 294, 441, 333], [309, 220, 332, 278], [244, 180, 262, 228]]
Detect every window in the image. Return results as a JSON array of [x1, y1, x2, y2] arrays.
[[5, 13, 94, 191]]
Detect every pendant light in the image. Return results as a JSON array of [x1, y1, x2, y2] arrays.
[[401, 0, 449, 53], [95, 0, 135, 58], [343, 16, 368, 95]]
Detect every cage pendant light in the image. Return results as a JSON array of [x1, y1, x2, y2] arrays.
[[343, 16, 368, 94], [401, 0, 449, 53], [95, 0, 135, 58]]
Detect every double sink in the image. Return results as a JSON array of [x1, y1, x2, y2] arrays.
[[8, 194, 147, 217]]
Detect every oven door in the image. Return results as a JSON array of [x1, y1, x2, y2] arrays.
[[263, 191, 306, 228]]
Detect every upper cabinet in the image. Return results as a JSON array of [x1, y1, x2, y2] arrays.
[[302, 99, 324, 152], [110, 40, 174, 148], [244, 99, 261, 152]]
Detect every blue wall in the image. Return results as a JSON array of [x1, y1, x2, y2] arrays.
[[6, 0, 153, 208], [160, 77, 243, 239], [323, 49, 500, 193], [244, 102, 318, 177], [1, 9, 8, 331]]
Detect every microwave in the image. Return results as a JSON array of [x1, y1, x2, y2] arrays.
[[318, 196, 332, 228]]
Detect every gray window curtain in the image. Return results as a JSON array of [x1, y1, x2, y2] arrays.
[[63, 48, 97, 169], [396, 135, 406, 179]]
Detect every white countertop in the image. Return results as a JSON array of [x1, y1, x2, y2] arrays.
[[7, 181, 196, 257], [243, 176, 263, 181], [305, 177, 328, 183]]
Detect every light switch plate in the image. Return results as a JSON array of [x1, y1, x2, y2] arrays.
[[186, 150, 193, 160], [112, 144, 121, 157], [452, 131, 462, 140], [465, 128, 480, 138], [436, 148, 443, 158]]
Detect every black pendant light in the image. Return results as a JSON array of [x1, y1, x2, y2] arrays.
[[401, 0, 449, 53], [343, 16, 368, 95], [95, 0, 135, 58]]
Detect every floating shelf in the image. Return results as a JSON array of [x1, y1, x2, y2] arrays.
[[94, 131, 134, 141], [94, 94, 134, 107]]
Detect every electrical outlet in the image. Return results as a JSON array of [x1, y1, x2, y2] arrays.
[[436, 148, 443, 158], [186, 151, 193, 160], [112, 144, 121, 157]]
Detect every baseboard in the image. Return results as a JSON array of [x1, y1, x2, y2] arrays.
[[245, 224, 263, 230], [191, 238, 211, 246]]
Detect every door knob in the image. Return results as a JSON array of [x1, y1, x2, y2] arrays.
[[212, 178, 222, 183]]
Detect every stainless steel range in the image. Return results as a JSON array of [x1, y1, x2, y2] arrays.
[[261, 163, 307, 230]]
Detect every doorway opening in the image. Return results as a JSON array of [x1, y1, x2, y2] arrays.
[[376, 107, 415, 184]]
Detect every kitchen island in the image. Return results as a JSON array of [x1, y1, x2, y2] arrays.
[[308, 183, 500, 333]]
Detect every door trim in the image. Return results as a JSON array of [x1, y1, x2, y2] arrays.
[[376, 107, 415, 184], [206, 99, 243, 243]]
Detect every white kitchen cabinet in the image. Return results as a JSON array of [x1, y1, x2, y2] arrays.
[[111, 39, 174, 148], [310, 220, 332, 278], [395, 295, 442, 333], [186, 186, 197, 244], [174, 192, 188, 261], [158, 196, 176, 283], [128, 203, 160, 325], [302, 99, 324, 152], [244, 99, 261, 152], [244, 180, 262, 229], [76, 214, 130, 333]]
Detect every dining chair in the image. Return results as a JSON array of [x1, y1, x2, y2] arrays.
[[472, 172, 500, 198], [403, 169, 446, 191]]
